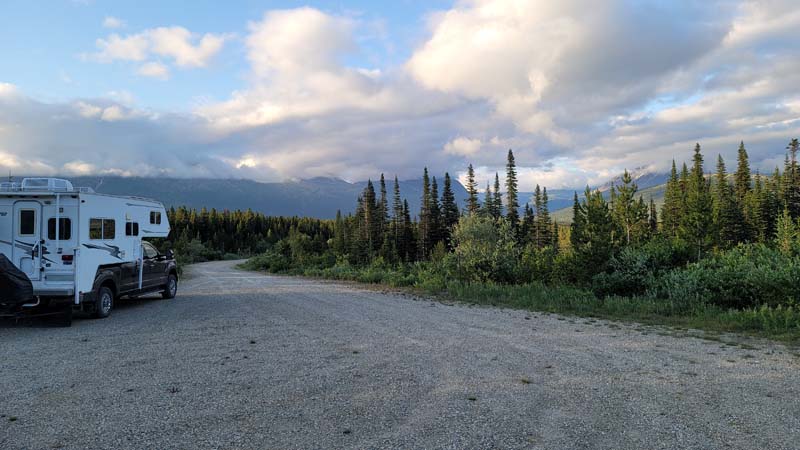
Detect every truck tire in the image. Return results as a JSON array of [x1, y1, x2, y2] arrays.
[[94, 286, 113, 319], [162, 274, 177, 299]]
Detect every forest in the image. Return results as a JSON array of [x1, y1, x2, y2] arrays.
[[166, 139, 800, 340]]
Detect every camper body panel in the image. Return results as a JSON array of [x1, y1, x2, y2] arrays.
[[0, 184, 171, 305]]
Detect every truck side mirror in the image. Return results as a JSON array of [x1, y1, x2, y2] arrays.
[[166, 249, 175, 260]]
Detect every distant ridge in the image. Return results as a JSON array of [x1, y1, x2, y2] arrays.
[[56, 175, 469, 220]]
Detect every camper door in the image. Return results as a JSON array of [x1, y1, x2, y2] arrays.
[[13, 200, 42, 281]]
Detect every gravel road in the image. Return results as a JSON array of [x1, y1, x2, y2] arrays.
[[2, 260, 799, 450]]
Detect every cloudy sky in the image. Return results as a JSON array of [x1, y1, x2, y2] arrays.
[[1, 0, 799, 190]]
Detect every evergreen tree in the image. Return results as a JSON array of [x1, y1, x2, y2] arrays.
[[492, 172, 503, 220], [746, 171, 768, 242], [505, 149, 519, 227], [418, 168, 433, 258], [661, 160, 682, 237], [679, 144, 714, 258], [775, 208, 799, 256], [764, 168, 784, 239], [332, 210, 346, 255], [540, 187, 553, 246], [570, 191, 584, 250], [482, 183, 493, 218], [441, 173, 460, 243], [648, 197, 658, 234], [430, 176, 442, 248], [391, 176, 403, 256], [572, 188, 615, 279], [734, 141, 752, 204], [532, 185, 552, 248], [465, 164, 480, 215], [401, 199, 416, 261], [521, 203, 534, 245], [712, 154, 742, 248], [378, 174, 389, 233], [784, 138, 800, 218], [611, 170, 648, 245]]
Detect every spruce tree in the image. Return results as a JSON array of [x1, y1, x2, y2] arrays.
[[332, 210, 346, 255], [533, 185, 543, 247], [482, 183, 493, 218], [679, 144, 714, 258], [419, 168, 432, 258], [379, 174, 389, 235], [734, 141, 752, 204], [572, 188, 615, 279], [392, 176, 403, 256], [661, 160, 681, 237], [521, 203, 534, 245], [441, 173, 460, 242], [570, 191, 584, 250], [712, 154, 742, 248], [505, 149, 519, 227], [539, 187, 552, 247], [784, 138, 800, 218], [402, 199, 416, 261], [533, 185, 552, 248], [649, 197, 658, 233], [430, 176, 442, 248], [775, 208, 799, 256], [611, 170, 648, 245], [492, 173, 503, 220], [465, 163, 480, 215]]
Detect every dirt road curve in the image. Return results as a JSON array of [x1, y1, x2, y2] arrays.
[[2, 260, 799, 449]]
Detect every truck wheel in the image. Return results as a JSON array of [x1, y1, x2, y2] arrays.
[[94, 286, 113, 319], [162, 274, 177, 299]]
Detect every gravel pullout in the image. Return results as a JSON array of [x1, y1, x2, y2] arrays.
[[1, 260, 799, 449]]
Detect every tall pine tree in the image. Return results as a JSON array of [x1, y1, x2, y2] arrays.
[[492, 173, 503, 220], [505, 149, 519, 227], [465, 164, 480, 215], [679, 144, 714, 258], [441, 173, 460, 242], [712, 154, 742, 248], [784, 138, 800, 218], [661, 160, 682, 237]]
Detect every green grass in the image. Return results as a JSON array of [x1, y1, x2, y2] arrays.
[[240, 259, 800, 344]]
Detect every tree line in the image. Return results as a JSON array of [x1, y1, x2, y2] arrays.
[[333, 150, 560, 265], [167, 138, 800, 288]]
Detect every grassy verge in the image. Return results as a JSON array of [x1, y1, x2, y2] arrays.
[[239, 258, 800, 344]]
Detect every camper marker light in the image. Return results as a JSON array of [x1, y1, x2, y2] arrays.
[[62, 255, 73, 262]]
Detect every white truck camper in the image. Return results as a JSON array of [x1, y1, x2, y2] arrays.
[[0, 178, 177, 325]]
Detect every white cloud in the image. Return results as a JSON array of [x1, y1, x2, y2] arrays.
[[0, 82, 18, 98], [92, 33, 149, 62], [137, 61, 169, 80], [5, 3, 800, 188], [444, 137, 482, 156], [103, 16, 125, 29], [73, 100, 144, 121], [197, 7, 427, 129], [87, 26, 229, 76], [148, 26, 227, 68]]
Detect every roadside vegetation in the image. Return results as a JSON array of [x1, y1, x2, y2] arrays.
[[155, 210, 333, 270], [242, 140, 799, 341]]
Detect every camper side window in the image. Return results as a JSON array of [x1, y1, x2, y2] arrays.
[[150, 211, 162, 225], [89, 218, 116, 240], [47, 218, 71, 240], [125, 222, 139, 236], [19, 210, 35, 235]]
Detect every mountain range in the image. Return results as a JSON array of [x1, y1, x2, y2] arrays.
[[22, 169, 671, 221]]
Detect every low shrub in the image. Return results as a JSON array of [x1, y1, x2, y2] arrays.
[[652, 244, 800, 309]]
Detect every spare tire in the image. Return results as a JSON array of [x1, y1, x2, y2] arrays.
[[0, 253, 34, 308]]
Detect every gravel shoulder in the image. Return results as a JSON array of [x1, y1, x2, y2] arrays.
[[2, 260, 799, 450]]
